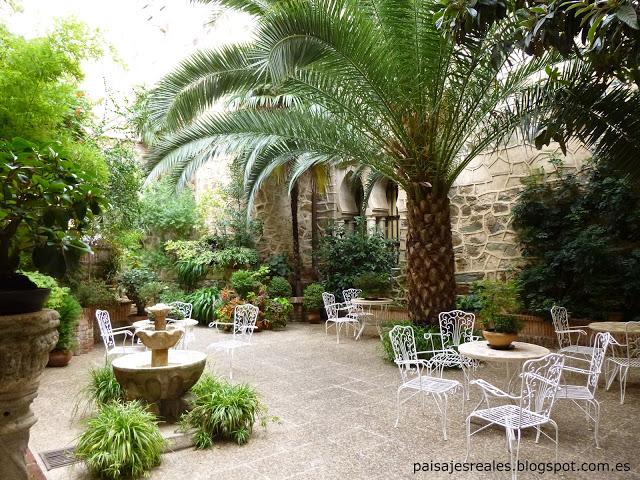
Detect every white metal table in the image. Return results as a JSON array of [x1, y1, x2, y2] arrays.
[[351, 298, 393, 340], [459, 340, 550, 394]]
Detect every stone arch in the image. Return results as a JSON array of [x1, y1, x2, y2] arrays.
[[338, 171, 364, 217]]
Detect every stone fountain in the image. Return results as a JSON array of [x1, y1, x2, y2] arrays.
[[112, 304, 206, 421]]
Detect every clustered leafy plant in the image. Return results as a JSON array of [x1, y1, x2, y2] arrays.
[[513, 163, 640, 319], [72, 278, 118, 308], [353, 272, 392, 299], [118, 268, 158, 315], [75, 401, 165, 480], [303, 283, 325, 312], [264, 297, 293, 330], [186, 287, 221, 325], [318, 222, 397, 299], [138, 281, 167, 306], [474, 280, 523, 334], [81, 366, 125, 408], [180, 374, 274, 449], [380, 321, 441, 363], [266, 276, 292, 298]]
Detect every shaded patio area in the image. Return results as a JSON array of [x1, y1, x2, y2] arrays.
[[31, 323, 639, 480]]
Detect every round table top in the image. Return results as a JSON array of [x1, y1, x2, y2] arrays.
[[132, 318, 198, 329], [588, 322, 640, 334], [458, 340, 550, 362], [351, 297, 393, 306]]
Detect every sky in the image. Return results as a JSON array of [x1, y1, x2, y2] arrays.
[[3, 0, 255, 134]]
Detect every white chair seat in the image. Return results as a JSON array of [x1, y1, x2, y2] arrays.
[[328, 316, 360, 324], [608, 356, 640, 368], [560, 345, 594, 356], [402, 375, 460, 394], [556, 384, 592, 400], [471, 404, 549, 429]]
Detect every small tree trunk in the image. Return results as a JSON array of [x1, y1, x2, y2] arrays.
[[405, 188, 457, 325], [290, 182, 303, 297]]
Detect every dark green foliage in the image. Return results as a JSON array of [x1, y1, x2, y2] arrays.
[[380, 321, 441, 363], [159, 284, 187, 304], [264, 297, 292, 329], [181, 374, 272, 448], [267, 276, 292, 298], [75, 401, 165, 480], [456, 293, 483, 311], [302, 283, 324, 311], [473, 279, 521, 331], [0, 139, 105, 278], [72, 278, 118, 308], [118, 268, 158, 312], [82, 366, 125, 407], [138, 281, 167, 305], [186, 287, 221, 325], [138, 180, 200, 240], [265, 254, 292, 278], [230, 270, 259, 299], [56, 293, 81, 351], [318, 222, 397, 298], [353, 272, 392, 298], [513, 163, 640, 319], [212, 246, 259, 270]]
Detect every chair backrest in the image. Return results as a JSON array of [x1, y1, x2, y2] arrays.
[[585, 332, 612, 394], [322, 292, 335, 307], [438, 310, 475, 349], [322, 292, 340, 320], [624, 321, 640, 361], [518, 353, 565, 419], [389, 325, 419, 384], [233, 304, 259, 343], [170, 301, 193, 320], [550, 305, 571, 349], [342, 288, 362, 304], [95, 309, 115, 349]]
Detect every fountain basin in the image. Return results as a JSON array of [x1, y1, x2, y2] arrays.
[[112, 350, 206, 412]]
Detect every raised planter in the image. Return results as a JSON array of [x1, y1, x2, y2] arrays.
[[0, 309, 59, 480]]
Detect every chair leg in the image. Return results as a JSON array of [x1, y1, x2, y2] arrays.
[[441, 394, 449, 441], [336, 323, 341, 344], [620, 366, 629, 404], [465, 415, 472, 461], [590, 398, 601, 449], [394, 389, 401, 428], [549, 419, 559, 462], [535, 425, 541, 444]]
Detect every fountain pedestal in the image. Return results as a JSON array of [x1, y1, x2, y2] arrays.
[[112, 304, 206, 421]]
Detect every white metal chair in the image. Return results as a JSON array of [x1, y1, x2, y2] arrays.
[[605, 322, 640, 404], [169, 301, 195, 349], [95, 309, 144, 364], [323, 292, 359, 344], [425, 310, 480, 398], [389, 325, 461, 440], [342, 288, 373, 320], [551, 305, 594, 357], [466, 353, 565, 480], [555, 331, 612, 448], [206, 304, 258, 380]]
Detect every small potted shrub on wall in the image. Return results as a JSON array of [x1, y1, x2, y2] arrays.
[[353, 272, 393, 300], [303, 283, 324, 323], [476, 279, 523, 349]]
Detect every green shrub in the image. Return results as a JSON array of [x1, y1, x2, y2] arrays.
[[119, 268, 158, 314], [267, 276, 292, 298], [303, 283, 325, 311], [164, 240, 214, 290], [353, 272, 392, 298], [264, 297, 292, 329], [230, 270, 259, 299], [76, 401, 165, 480], [513, 163, 640, 319], [158, 284, 186, 304], [186, 287, 221, 325], [83, 366, 125, 407], [318, 221, 397, 297], [212, 247, 259, 270], [265, 254, 291, 278], [456, 293, 483, 311], [138, 281, 167, 305], [380, 321, 441, 363], [72, 278, 118, 308], [474, 280, 522, 332], [56, 294, 81, 352], [22, 270, 67, 309], [181, 374, 272, 448]]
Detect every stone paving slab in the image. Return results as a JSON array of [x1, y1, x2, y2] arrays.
[[29, 322, 640, 479]]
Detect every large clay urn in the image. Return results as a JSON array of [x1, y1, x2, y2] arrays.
[[0, 309, 59, 480]]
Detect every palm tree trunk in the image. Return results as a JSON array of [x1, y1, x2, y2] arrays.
[[290, 182, 303, 297], [405, 189, 457, 325]]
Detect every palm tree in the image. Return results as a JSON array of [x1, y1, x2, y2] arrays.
[[143, 0, 555, 324]]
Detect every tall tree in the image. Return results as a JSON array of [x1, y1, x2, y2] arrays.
[[144, 0, 556, 323]]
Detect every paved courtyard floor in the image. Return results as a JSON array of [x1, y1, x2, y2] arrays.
[[30, 322, 639, 479]]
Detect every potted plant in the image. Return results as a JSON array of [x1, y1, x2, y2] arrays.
[[0, 139, 104, 314], [476, 280, 523, 349], [353, 272, 392, 299], [303, 283, 324, 323], [119, 268, 158, 315], [264, 297, 293, 330]]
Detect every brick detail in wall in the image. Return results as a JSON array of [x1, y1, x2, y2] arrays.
[[74, 308, 94, 355]]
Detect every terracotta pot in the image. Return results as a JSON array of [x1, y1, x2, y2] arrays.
[[47, 349, 73, 367], [306, 310, 321, 324], [482, 330, 517, 349]]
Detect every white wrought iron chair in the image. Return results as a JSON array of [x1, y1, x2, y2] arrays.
[[466, 353, 565, 480], [342, 288, 373, 320], [206, 304, 258, 380], [389, 325, 461, 440], [323, 292, 359, 344], [425, 310, 480, 398], [605, 322, 640, 404], [95, 309, 144, 364], [555, 331, 612, 448], [551, 305, 594, 357], [169, 301, 195, 349]]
